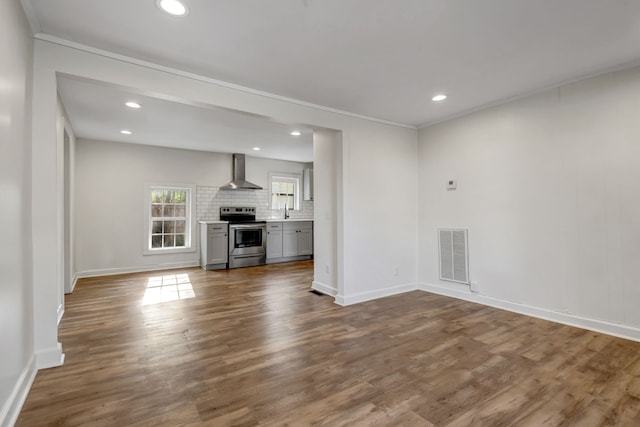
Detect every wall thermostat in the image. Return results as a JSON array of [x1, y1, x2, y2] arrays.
[[447, 179, 457, 190]]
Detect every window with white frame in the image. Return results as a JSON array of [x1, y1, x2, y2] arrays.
[[269, 172, 301, 210], [145, 185, 195, 253]]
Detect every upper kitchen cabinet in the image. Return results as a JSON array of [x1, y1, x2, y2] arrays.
[[303, 168, 314, 201]]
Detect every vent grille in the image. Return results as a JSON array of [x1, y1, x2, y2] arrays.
[[438, 228, 469, 284]]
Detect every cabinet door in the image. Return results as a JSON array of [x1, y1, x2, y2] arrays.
[[282, 229, 299, 257], [207, 232, 228, 264], [266, 230, 283, 259], [297, 229, 313, 255], [303, 168, 314, 201]]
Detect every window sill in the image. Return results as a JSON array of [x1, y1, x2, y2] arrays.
[[143, 247, 196, 256]]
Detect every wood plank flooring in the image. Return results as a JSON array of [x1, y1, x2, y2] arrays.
[[17, 260, 640, 426]]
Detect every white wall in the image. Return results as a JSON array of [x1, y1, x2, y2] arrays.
[[312, 129, 341, 296], [245, 156, 309, 189], [61, 102, 77, 294], [75, 139, 313, 275], [338, 124, 418, 304], [0, 0, 36, 425], [418, 65, 640, 339]]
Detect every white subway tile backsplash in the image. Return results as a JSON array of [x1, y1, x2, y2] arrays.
[[196, 186, 314, 221]]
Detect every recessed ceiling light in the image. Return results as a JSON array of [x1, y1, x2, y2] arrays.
[[290, 131, 301, 136], [252, 147, 261, 151], [120, 130, 132, 135], [432, 94, 447, 102], [157, 0, 188, 16], [125, 101, 141, 109]]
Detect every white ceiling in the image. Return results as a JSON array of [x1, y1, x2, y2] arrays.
[[23, 0, 640, 129], [57, 76, 314, 162]]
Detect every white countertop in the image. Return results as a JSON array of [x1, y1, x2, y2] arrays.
[[199, 219, 312, 224], [264, 218, 314, 223]]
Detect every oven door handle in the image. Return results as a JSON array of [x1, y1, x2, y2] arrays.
[[230, 224, 266, 230], [232, 254, 264, 259]]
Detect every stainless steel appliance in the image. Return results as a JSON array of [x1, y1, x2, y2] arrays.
[[219, 154, 263, 190], [221, 207, 266, 268]]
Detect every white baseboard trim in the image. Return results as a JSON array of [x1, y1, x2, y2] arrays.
[[0, 355, 37, 427], [57, 303, 64, 325], [70, 273, 78, 293], [35, 342, 65, 370], [336, 282, 419, 306], [419, 282, 640, 343], [311, 280, 338, 297], [76, 260, 200, 279]]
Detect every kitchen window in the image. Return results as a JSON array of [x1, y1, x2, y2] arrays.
[[269, 172, 301, 210], [144, 185, 196, 254]]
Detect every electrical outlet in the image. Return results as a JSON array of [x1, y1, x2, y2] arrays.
[[325, 265, 330, 274], [470, 281, 479, 293], [394, 267, 399, 277]]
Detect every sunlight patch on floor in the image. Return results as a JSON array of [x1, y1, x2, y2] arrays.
[[142, 273, 195, 305]]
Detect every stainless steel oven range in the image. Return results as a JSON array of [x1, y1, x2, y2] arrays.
[[220, 207, 266, 268]]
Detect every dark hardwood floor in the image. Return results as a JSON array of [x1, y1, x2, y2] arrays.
[[18, 260, 640, 426]]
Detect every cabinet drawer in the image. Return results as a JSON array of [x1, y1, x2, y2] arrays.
[[267, 222, 283, 231], [282, 221, 312, 231], [208, 224, 227, 233]]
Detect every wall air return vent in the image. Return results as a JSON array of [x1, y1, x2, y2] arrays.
[[438, 228, 469, 284]]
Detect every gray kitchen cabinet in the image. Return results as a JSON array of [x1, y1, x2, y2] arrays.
[[297, 228, 313, 255], [282, 228, 299, 257], [283, 221, 313, 257], [266, 222, 283, 259], [303, 168, 314, 201], [266, 220, 313, 264], [200, 223, 228, 270]]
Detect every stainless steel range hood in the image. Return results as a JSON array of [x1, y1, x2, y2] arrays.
[[220, 154, 263, 190]]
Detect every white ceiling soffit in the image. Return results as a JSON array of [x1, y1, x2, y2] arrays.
[[24, 0, 640, 127], [57, 76, 314, 163]]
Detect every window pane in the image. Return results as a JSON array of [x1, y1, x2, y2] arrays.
[[151, 235, 162, 248], [151, 204, 163, 217], [270, 176, 299, 210], [149, 186, 190, 251], [174, 205, 186, 217], [175, 190, 187, 203], [151, 190, 163, 203], [271, 195, 280, 210]]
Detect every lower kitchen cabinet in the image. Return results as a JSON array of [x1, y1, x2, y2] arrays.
[[282, 229, 299, 257], [266, 223, 283, 259], [266, 221, 313, 263], [200, 223, 228, 270], [296, 227, 313, 255]]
